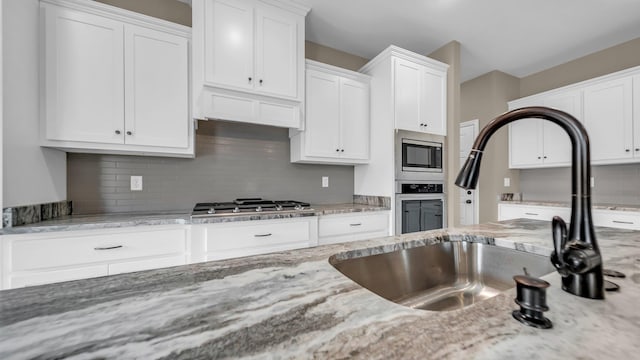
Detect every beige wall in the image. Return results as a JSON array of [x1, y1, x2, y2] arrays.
[[94, 0, 192, 26], [520, 37, 640, 97], [429, 41, 461, 227], [305, 41, 369, 71], [460, 71, 520, 223]]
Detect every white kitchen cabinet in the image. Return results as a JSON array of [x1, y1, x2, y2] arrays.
[[508, 65, 640, 168], [508, 90, 580, 168], [40, 0, 193, 157], [190, 217, 318, 262], [583, 77, 634, 163], [592, 209, 640, 230], [193, 0, 309, 128], [318, 211, 390, 245], [498, 203, 571, 222], [392, 55, 447, 135], [1, 225, 189, 289], [290, 60, 370, 164]]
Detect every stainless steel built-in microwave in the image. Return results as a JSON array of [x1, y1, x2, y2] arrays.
[[400, 138, 443, 173]]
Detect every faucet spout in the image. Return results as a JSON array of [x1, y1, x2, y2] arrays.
[[456, 106, 604, 300]]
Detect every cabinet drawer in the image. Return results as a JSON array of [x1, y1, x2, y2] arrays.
[[10, 228, 187, 271], [319, 212, 388, 237], [593, 210, 640, 230], [319, 212, 389, 245], [498, 204, 570, 222], [108, 254, 186, 275], [205, 219, 311, 251]]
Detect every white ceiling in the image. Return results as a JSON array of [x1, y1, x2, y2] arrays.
[[304, 0, 640, 81]]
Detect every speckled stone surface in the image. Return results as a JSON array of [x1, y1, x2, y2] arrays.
[[0, 204, 389, 235], [501, 200, 640, 212], [1, 219, 639, 359]]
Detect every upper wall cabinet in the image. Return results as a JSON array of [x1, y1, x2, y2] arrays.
[[290, 60, 371, 164], [360, 46, 448, 136], [508, 65, 640, 168], [508, 90, 581, 168], [40, 0, 193, 158], [192, 0, 309, 129]]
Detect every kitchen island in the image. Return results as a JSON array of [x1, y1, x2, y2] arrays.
[[1, 219, 639, 359]]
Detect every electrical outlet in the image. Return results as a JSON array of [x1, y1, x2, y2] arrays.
[[322, 176, 329, 188], [503, 177, 511, 187], [130, 176, 143, 191]]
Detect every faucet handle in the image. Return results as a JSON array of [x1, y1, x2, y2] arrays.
[[551, 216, 569, 275]]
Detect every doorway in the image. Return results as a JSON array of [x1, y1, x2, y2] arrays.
[[459, 120, 479, 225]]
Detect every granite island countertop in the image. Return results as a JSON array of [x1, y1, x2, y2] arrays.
[[0, 203, 390, 235], [1, 219, 639, 359]]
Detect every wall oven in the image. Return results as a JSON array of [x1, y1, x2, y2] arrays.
[[395, 132, 444, 181], [395, 181, 446, 235]]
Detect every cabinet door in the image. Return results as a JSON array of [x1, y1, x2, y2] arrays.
[[583, 77, 633, 161], [542, 91, 581, 166], [43, 5, 124, 144], [204, 0, 254, 90], [305, 70, 340, 157], [422, 67, 447, 135], [124, 25, 189, 148], [402, 200, 422, 234], [9, 265, 108, 289], [394, 58, 422, 132], [255, 3, 298, 98], [509, 119, 543, 168], [339, 78, 369, 160], [420, 200, 443, 231]]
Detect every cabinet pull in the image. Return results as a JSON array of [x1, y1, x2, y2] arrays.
[[612, 220, 634, 225], [248, 77, 252, 83], [126, 131, 133, 136], [336, 149, 340, 152], [254, 233, 272, 237], [524, 212, 539, 216], [635, 148, 639, 152], [115, 130, 121, 135], [259, 79, 263, 85], [94, 245, 123, 251], [349, 223, 362, 227], [341, 149, 345, 152], [625, 149, 630, 152]]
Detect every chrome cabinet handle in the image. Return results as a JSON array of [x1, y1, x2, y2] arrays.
[[254, 233, 272, 237], [525, 212, 539, 216], [612, 220, 634, 225], [94, 245, 123, 250], [349, 223, 362, 227]]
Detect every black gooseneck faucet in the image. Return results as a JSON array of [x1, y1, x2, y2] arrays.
[[455, 106, 604, 300]]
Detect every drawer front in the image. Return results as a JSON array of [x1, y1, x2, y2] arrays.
[[593, 210, 640, 230], [205, 219, 311, 251], [205, 92, 256, 122], [10, 228, 187, 271], [498, 204, 570, 222], [319, 212, 389, 238], [108, 254, 186, 275], [258, 101, 299, 128]]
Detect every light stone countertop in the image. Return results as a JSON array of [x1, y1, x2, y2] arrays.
[[0, 203, 389, 235], [500, 200, 640, 212], [0, 219, 639, 359]]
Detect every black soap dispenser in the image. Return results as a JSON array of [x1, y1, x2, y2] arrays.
[[512, 274, 553, 329]]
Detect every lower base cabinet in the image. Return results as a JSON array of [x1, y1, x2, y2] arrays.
[[318, 212, 390, 245], [1, 211, 392, 290], [190, 217, 319, 262], [498, 203, 640, 230], [1, 225, 189, 289]]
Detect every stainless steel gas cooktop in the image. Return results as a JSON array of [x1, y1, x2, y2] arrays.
[[191, 198, 313, 218]]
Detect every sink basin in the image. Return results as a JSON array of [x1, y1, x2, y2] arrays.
[[330, 241, 555, 311]]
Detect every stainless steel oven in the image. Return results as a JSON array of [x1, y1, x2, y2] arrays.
[[395, 131, 444, 181], [395, 181, 446, 235]]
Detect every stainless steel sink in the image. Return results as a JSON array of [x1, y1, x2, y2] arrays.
[[330, 241, 555, 311]]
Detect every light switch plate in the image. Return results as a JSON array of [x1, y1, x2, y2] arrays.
[[503, 177, 511, 187], [322, 176, 329, 188], [131, 176, 143, 191]]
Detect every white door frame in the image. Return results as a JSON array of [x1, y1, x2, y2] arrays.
[[459, 119, 480, 225]]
